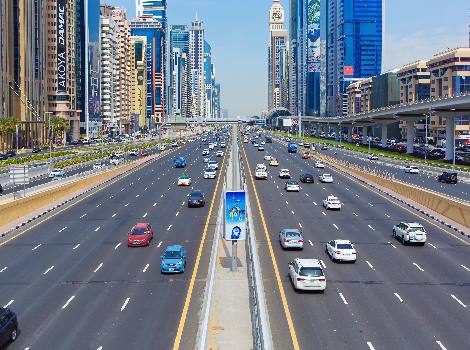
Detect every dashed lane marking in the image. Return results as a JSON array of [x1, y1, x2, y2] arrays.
[[32, 244, 41, 251], [394, 292, 404, 303], [120, 297, 130, 312], [61, 295, 75, 309], [114, 242, 121, 250]]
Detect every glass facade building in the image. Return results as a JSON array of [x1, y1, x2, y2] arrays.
[[325, 0, 383, 116], [169, 25, 189, 116]]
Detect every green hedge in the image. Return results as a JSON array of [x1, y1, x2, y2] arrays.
[[0, 151, 75, 168]]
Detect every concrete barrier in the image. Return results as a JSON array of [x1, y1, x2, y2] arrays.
[[317, 154, 470, 229]]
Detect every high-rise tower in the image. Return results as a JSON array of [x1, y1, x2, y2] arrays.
[[268, 0, 289, 111], [189, 19, 205, 119]]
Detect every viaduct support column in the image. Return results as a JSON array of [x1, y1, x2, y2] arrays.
[[362, 126, 369, 145], [381, 124, 388, 147], [406, 120, 415, 154], [445, 116, 455, 161]]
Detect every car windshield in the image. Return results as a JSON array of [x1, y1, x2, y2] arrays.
[[131, 228, 147, 235], [299, 267, 323, 277], [164, 251, 181, 259], [337, 244, 353, 249]]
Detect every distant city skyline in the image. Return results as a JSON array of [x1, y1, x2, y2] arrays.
[[109, 0, 468, 117]]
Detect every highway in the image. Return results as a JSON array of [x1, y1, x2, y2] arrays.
[[242, 135, 470, 350], [0, 137, 226, 350]]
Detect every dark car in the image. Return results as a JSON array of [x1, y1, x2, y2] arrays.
[[0, 154, 7, 161], [438, 172, 458, 184], [31, 147, 42, 153], [0, 308, 18, 347], [188, 190, 205, 208], [5, 150, 16, 158], [320, 145, 328, 150], [300, 173, 314, 183]]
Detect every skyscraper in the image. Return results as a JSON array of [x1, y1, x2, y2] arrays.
[[130, 15, 166, 127], [189, 19, 205, 119], [169, 25, 189, 117], [325, 0, 383, 116], [130, 36, 148, 130], [268, 0, 289, 111], [204, 40, 215, 119], [289, 0, 322, 116]]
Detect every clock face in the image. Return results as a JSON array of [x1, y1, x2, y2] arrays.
[[271, 9, 283, 22]]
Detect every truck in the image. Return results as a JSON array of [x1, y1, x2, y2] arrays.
[[288, 143, 298, 153]]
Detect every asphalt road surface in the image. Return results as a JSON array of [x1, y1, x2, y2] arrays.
[[243, 137, 470, 350], [0, 139, 227, 350]]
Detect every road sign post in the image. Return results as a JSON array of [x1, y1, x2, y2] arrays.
[[224, 190, 246, 271], [9, 165, 29, 199]]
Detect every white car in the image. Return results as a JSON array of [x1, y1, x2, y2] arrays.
[[177, 175, 192, 186], [285, 180, 300, 192], [253, 142, 259, 147], [256, 163, 267, 171], [93, 163, 105, 170], [49, 169, 65, 178], [220, 142, 226, 148], [279, 229, 304, 249], [288, 258, 326, 292], [255, 169, 268, 180], [216, 150, 224, 157], [208, 160, 219, 170], [367, 154, 379, 160], [323, 195, 342, 210], [158, 145, 166, 151], [319, 173, 333, 183], [258, 146, 265, 151], [208, 144, 215, 150], [315, 161, 325, 169], [202, 149, 210, 156], [392, 222, 427, 245], [326, 240, 357, 262], [110, 157, 121, 166], [404, 165, 420, 174], [279, 169, 291, 179], [204, 168, 217, 179], [129, 149, 139, 156], [244, 138, 249, 143], [261, 141, 266, 145], [269, 158, 279, 166], [264, 155, 273, 161]]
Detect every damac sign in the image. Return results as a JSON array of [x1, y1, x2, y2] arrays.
[[57, 0, 67, 93]]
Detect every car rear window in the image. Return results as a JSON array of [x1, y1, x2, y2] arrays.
[[299, 267, 323, 277], [285, 232, 301, 238], [337, 244, 353, 249], [132, 228, 147, 235], [408, 226, 424, 232]]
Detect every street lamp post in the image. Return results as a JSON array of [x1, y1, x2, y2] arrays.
[[424, 112, 429, 163], [45, 112, 53, 172]]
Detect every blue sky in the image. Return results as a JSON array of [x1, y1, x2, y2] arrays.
[[108, 0, 468, 117]]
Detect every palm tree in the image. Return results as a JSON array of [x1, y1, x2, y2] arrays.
[[0, 116, 18, 152], [48, 116, 69, 145]]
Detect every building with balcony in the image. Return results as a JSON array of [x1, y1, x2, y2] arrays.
[[130, 36, 147, 131]]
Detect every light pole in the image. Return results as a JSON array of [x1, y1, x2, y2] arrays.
[[453, 117, 456, 167], [45, 112, 53, 172], [424, 112, 429, 163]]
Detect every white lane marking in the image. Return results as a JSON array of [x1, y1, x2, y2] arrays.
[[94, 263, 103, 273], [276, 185, 279, 189], [142, 212, 148, 218], [135, 194, 140, 198], [3, 300, 14, 308], [320, 260, 326, 269], [333, 224, 339, 230], [112, 213, 117, 218], [390, 243, 397, 249], [62, 295, 75, 309], [157, 241, 162, 248], [121, 188, 125, 192], [32, 244, 41, 251], [313, 201, 317, 206], [413, 262, 424, 272], [366, 342, 376, 350], [298, 223, 302, 228], [153, 202, 157, 207], [120, 297, 130, 312], [291, 210, 295, 215], [143, 264, 150, 273], [73, 244, 80, 250], [285, 200, 289, 205], [144, 187, 148, 191], [0, 267, 7, 273], [305, 193, 309, 197], [353, 212, 358, 217], [130, 182, 134, 186], [450, 294, 467, 308], [394, 292, 404, 303], [168, 187, 171, 191], [176, 211, 180, 217], [366, 260, 375, 271], [80, 213, 87, 219], [368, 225, 375, 231], [167, 225, 172, 231], [109, 195, 114, 199], [461, 264, 470, 272], [308, 240, 313, 246], [322, 212, 326, 216], [339, 292, 348, 305], [43, 265, 55, 275], [124, 203, 130, 207], [355, 194, 360, 198], [428, 243, 437, 249], [96, 203, 102, 208], [280, 193, 284, 196], [59, 226, 67, 232], [161, 194, 164, 198], [368, 202, 374, 207], [114, 242, 122, 250], [436, 341, 448, 350], [94, 226, 101, 232], [97, 347, 103, 350], [346, 187, 349, 191], [182, 201, 185, 206], [385, 213, 390, 218]]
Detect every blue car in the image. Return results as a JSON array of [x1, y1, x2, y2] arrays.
[[160, 245, 187, 273], [174, 157, 187, 168]]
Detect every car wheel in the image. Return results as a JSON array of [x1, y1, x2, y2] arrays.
[[10, 327, 17, 342], [392, 229, 396, 238], [401, 235, 406, 245]]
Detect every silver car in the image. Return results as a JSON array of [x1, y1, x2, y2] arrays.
[[279, 229, 304, 249]]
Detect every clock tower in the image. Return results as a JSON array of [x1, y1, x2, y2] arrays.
[[268, 0, 288, 111]]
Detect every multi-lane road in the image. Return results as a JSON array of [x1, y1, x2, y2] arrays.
[[242, 135, 470, 350], [0, 138, 226, 349]]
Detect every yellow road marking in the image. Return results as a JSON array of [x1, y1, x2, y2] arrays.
[[172, 146, 228, 350], [0, 146, 181, 249], [241, 144, 301, 350]]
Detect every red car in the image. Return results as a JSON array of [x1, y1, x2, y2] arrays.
[[140, 150, 149, 157], [128, 223, 154, 247], [303, 152, 310, 159]]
